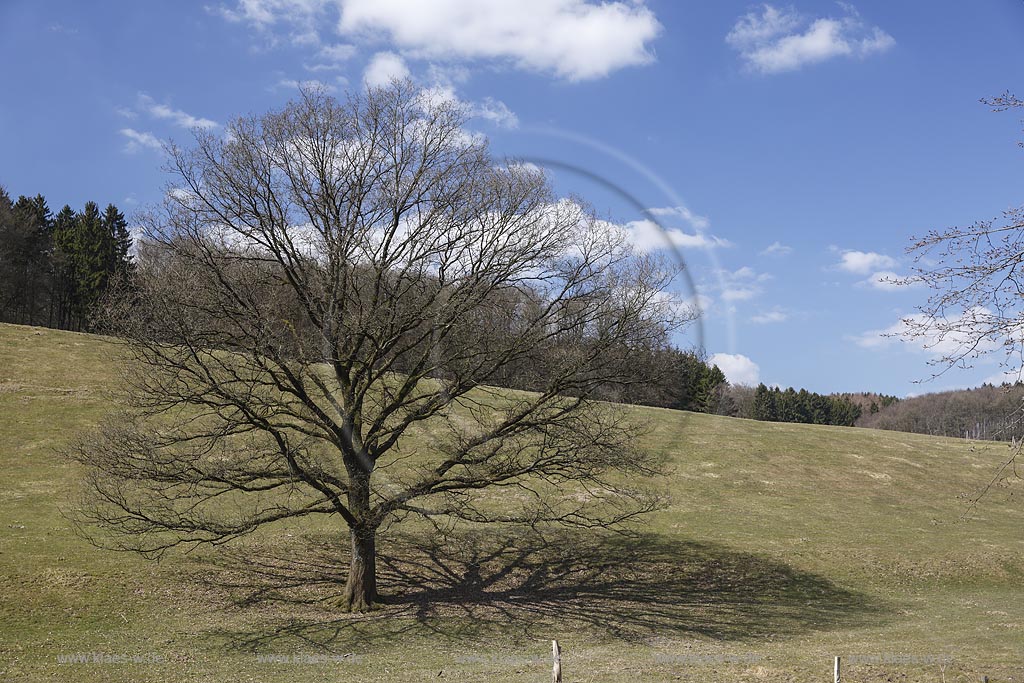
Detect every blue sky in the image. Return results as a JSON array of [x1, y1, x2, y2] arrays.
[[2, 0, 1023, 396]]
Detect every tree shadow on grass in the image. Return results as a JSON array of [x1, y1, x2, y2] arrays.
[[197, 527, 888, 653]]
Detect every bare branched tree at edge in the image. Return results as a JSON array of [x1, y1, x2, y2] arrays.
[[67, 82, 687, 612], [902, 92, 1024, 513], [902, 93, 1024, 379]]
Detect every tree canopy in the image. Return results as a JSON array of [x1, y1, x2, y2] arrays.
[[68, 82, 688, 611]]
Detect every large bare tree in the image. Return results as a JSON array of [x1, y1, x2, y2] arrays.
[[68, 82, 686, 611]]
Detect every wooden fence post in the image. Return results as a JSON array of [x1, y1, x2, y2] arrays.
[[552, 640, 561, 683]]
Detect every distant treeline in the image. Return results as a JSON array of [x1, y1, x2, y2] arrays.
[[623, 347, 730, 413], [838, 391, 901, 418], [630, 358, 1024, 439], [624, 354, 865, 427], [0, 188, 134, 331], [10, 186, 1009, 439], [0, 194, 866, 430], [857, 383, 1024, 441], [747, 383, 862, 426]]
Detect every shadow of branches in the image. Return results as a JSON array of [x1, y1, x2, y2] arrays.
[[196, 527, 887, 652]]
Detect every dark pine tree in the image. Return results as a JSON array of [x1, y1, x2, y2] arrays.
[[101, 203, 134, 279], [2, 194, 52, 325], [753, 383, 775, 421], [71, 201, 115, 330], [51, 205, 82, 329]]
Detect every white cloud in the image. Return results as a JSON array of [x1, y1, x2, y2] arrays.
[[137, 93, 218, 130], [338, 0, 661, 81], [276, 77, 339, 93], [760, 241, 792, 257], [836, 249, 897, 275], [120, 128, 163, 154], [319, 42, 356, 61], [216, 0, 661, 81], [851, 308, 1003, 357], [363, 51, 411, 87], [418, 84, 518, 129], [305, 43, 357, 71], [722, 287, 759, 302], [648, 204, 710, 231], [214, 0, 328, 45], [751, 309, 788, 324], [621, 219, 731, 253], [474, 97, 518, 129], [862, 270, 922, 291], [686, 293, 714, 316], [983, 368, 1024, 386], [48, 23, 79, 35], [713, 266, 772, 303], [167, 187, 197, 204], [709, 352, 761, 386], [426, 63, 471, 87], [217, 0, 328, 26], [305, 62, 342, 73], [727, 3, 894, 74], [850, 320, 903, 350], [626, 204, 731, 252]]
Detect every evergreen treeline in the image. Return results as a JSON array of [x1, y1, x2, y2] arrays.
[[0, 187, 133, 331], [748, 383, 862, 426], [631, 347, 731, 414], [626, 352, 863, 427], [858, 383, 1024, 441]]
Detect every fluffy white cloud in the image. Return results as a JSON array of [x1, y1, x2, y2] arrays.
[[338, 0, 661, 81], [363, 51, 411, 87], [621, 219, 730, 253], [851, 308, 1003, 357], [474, 97, 518, 129], [709, 353, 761, 386], [419, 84, 519, 129], [714, 266, 772, 302], [751, 309, 788, 324], [836, 250, 897, 275], [216, 0, 662, 81], [649, 205, 710, 231], [727, 4, 894, 74], [862, 270, 922, 291], [137, 93, 218, 130], [120, 128, 162, 154], [760, 241, 792, 257], [624, 204, 730, 252]]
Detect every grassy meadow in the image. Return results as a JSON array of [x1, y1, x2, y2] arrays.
[[1, 322, 1023, 682]]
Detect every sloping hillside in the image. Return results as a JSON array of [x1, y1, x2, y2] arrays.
[[1, 323, 1022, 682]]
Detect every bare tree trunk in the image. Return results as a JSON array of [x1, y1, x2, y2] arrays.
[[337, 468, 377, 611], [340, 526, 377, 612]]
